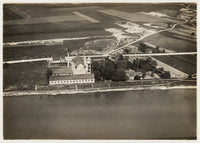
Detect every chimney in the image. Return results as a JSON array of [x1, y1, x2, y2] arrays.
[[84, 56, 86, 65]]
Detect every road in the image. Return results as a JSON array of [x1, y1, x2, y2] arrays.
[[3, 58, 51, 64], [106, 23, 178, 55], [3, 52, 197, 64], [123, 52, 197, 57]]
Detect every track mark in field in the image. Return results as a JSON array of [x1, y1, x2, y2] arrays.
[[73, 12, 100, 23], [169, 33, 196, 42], [4, 15, 85, 26], [9, 6, 30, 19], [52, 6, 101, 11], [168, 30, 196, 42]]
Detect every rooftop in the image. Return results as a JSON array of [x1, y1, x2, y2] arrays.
[[72, 56, 84, 66], [52, 67, 73, 75], [126, 70, 143, 76]]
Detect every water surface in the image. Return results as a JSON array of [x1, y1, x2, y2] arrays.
[[4, 89, 196, 139]]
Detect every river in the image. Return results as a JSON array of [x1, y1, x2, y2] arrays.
[[3, 88, 196, 139]]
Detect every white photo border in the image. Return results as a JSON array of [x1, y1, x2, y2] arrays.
[[0, 0, 199, 143]]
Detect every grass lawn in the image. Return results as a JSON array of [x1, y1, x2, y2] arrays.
[[3, 61, 48, 91]]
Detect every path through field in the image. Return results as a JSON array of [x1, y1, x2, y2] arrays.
[[106, 23, 179, 55]]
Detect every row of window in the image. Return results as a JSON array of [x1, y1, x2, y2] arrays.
[[50, 79, 94, 84]]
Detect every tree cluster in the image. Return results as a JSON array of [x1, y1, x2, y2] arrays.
[[127, 57, 157, 72], [92, 56, 128, 81], [138, 42, 165, 53], [127, 57, 170, 79], [92, 55, 171, 81]]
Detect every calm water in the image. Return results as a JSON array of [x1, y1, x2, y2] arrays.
[[4, 89, 196, 139]]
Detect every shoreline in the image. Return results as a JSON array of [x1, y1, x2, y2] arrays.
[[3, 85, 196, 97]]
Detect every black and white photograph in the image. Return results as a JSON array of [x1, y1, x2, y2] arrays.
[[1, 0, 198, 141]]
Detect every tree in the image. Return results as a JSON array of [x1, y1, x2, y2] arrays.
[[155, 46, 160, 52], [126, 60, 132, 70], [142, 71, 146, 79], [123, 48, 131, 54], [116, 60, 127, 70], [134, 75, 141, 80], [191, 32, 195, 36], [150, 60, 157, 68], [46, 69, 52, 80], [111, 69, 128, 81], [118, 54, 125, 61], [139, 45, 146, 52], [161, 71, 171, 79], [188, 74, 192, 79], [102, 60, 115, 80], [92, 61, 104, 81], [132, 58, 140, 70], [93, 71, 102, 81]]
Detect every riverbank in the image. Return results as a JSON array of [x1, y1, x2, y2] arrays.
[[3, 84, 196, 97]]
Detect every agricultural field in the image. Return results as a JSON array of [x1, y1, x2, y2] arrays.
[[140, 31, 196, 52], [3, 7, 24, 21], [102, 3, 184, 17], [4, 28, 111, 43], [4, 3, 187, 44], [3, 4, 121, 43], [3, 18, 115, 42], [3, 38, 102, 61], [154, 55, 196, 75], [98, 9, 181, 24], [4, 15, 86, 26], [3, 61, 48, 91]]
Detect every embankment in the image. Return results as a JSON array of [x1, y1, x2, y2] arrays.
[[3, 85, 196, 97]]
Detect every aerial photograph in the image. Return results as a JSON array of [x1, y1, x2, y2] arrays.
[[3, 2, 197, 139]]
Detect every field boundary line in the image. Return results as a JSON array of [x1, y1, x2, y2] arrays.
[[73, 12, 100, 23]]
